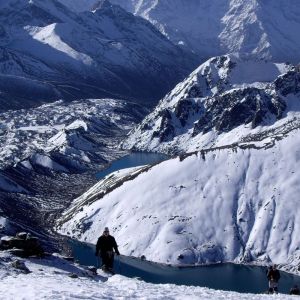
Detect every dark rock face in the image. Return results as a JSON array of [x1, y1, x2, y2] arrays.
[[274, 70, 300, 96], [152, 109, 175, 142], [193, 88, 286, 135], [1, 232, 44, 257], [138, 66, 300, 147], [175, 99, 200, 127], [186, 84, 203, 98]]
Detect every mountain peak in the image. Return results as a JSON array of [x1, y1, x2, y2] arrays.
[[122, 55, 297, 154]]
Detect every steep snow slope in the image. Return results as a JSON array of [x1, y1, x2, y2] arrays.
[[108, 0, 300, 63], [58, 128, 300, 272], [122, 55, 299, 154], [0, 0, 197, 110]]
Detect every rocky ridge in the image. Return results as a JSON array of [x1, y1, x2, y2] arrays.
[[122, 55, 300, 154]]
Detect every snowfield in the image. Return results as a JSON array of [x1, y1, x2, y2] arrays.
[[57, 55, 300, 274], [0, 252, 297, 299]]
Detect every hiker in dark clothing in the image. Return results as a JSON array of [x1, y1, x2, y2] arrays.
[[95, 227, 120, 272], [267, 264, 281, 294], [290, 285, 300, 295]]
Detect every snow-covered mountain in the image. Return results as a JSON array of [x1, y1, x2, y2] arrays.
[[106, 0, 300, 63], [57, 54, 300, 272], [122, 55, 299, 154], [58, 126, 300, 271], [0, 0, 197, 110]]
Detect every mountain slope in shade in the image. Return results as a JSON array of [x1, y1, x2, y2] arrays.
[[107, 0, 300, 63], [57, 127, 300, 272], [122, 55, 300, 154], [58, 0, 98, 12], [0, 0, 197, 110]]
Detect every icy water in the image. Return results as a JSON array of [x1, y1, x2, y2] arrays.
[[68, 239, 300, 294], [96, 152, 169, 180]]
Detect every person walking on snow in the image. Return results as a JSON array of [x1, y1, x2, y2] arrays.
[[267, 264, 281, 294], [95, 227, 120, 272]]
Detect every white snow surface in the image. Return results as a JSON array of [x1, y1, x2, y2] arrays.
[[107, 0, 300, 63], [58, 127, 300, 273], [0, 252, 296, 299]]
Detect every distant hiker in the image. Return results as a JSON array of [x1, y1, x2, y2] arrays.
[[267, 264, 281, 294], [95, 227, 120, 272], [290, 285, 300, 295]]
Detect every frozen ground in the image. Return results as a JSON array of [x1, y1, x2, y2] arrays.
[[0, 252, 297, 299]]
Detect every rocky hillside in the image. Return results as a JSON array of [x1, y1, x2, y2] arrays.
[[0, 98, 146, 235]]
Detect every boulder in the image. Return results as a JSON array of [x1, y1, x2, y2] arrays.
[[16, 232, 28, 240], [0, 233, 44, 257], [11, 259, 30, 274]]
